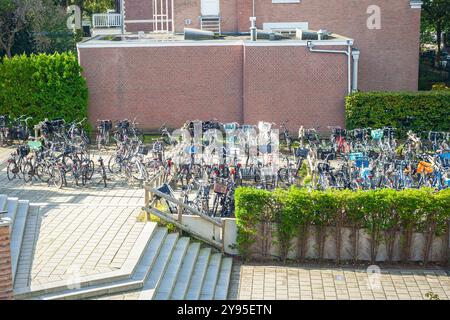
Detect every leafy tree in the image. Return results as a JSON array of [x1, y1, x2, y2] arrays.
[[0, 0, 42, 58], [422, 0, 450, 61]]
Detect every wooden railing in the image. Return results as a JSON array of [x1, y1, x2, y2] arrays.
[[143, 169, 225, 252]]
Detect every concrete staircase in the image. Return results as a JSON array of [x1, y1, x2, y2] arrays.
[[4, 191, 233, 300], [21, 223, 232, 300], [0, 194, 39, 286]]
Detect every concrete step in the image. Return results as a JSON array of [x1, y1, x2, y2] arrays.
[[0, 194, 8, 213], [6, 197, 19, 227], [138, 232, 179, 300], [15, 222, 159, 299], [185, 248, 211, 300], [131, 227, 168, 281], [199, 253, 222, 300], [10, 200, 30, 284], [154, 237, 190, 300], [40, 226, 168, 300], [214, 257, 233, 300], [170, 242, 201, 300]]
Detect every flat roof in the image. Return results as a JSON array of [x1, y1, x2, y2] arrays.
[[77, 31, 354, 49]]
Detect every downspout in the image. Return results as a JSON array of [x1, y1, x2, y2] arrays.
[[307, 39, 353, 94], [120, 0, 125, 34], [351, 48, 360, 92]]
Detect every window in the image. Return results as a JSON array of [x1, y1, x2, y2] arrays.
[[272, 0, 301, 3]]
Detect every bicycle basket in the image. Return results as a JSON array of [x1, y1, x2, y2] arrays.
[[51, 119, 65, 128], [333, 128, 346, 137], [213, 182, 228, 194], [259, 144, 272, 154], [28, 140, 42, 151], [355, 157, 369, 168], [295, 148, 309, 158], [354, 129, 364, 140], [138, 145, 149, 155], [224, 123, 237, 131], [17, 145, 30, 157], [184, 145, 198, 154], [319, 150, 335, 160], [349, 152, 364, 161], [156, 183, 175, 198], [0, 115, 7, 127], [63, 145, 76, 155], [371, 129, 383, 140], [439, 152, 450, 167]]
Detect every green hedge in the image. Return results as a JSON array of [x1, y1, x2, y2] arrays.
[[0, 52, 88, 128], [235, 187, 450, 264], [345, 92, 450, 136]]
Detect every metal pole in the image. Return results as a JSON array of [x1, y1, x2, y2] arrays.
[[171, 0, 174, 34], [120, 0, 124, 34]]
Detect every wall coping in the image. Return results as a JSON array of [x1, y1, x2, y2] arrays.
[[77, 38, 353, 49]]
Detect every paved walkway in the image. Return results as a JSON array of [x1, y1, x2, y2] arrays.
[[230, 263, 450, 300], [0, 147, 148, 290]]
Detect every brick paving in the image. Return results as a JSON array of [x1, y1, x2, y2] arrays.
[[0, 147, 148, 290], [230, 263, 450, 300], [2, 146, 450, 300]]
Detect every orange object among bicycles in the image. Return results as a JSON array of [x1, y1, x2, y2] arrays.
[[417, 161, 433, 174]]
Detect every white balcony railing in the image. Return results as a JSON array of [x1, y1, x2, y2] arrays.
[[92, 13, 122, 28]]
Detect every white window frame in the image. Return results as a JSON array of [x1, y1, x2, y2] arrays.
[[272, 0, 301, 3]]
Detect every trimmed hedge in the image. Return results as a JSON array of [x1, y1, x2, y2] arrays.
[[0, 52, 88, 128], [345, 92, 450, 137], [235, 187, 450, 263]]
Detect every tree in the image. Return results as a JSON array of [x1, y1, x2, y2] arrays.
[[0, 0, 43, 58], [422, 0, 450, 61], [32, 0, 76, 54]]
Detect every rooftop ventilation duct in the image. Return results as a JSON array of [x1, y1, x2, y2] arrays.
[[296, 29, 330, 40], [257, 30, 285, 41], [184, 28, 215, 40]]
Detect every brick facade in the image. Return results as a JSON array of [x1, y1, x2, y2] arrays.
[[123, 0, 421, 91], [78, 42, 348, 132], [79, 44, 245, 131], [0, 221, 13, 300], [243, 45, 348, 129]]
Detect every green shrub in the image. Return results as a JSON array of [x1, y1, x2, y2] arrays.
[[235, 187, 450, 263], [0, 52, 88, 129], [345, 92, 450, 137]]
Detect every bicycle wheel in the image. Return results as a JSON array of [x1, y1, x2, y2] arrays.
[[7, 162, 19, 181], [36, 163, 51, 183], [49, 167, 64, 189], [22, 162, 34, 183], [277, 168, 290, 186], [108, 155, 123, 174], [86, 160, 95, 180]]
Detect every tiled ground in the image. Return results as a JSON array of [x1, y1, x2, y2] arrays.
[[0, 147, 148, 290], [14, 205, 145, 289], [230, 263, 450, 300]]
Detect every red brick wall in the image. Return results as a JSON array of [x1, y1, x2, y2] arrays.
[[124, 0, 420, 91], [79, 42, 348, 132], [243, 45, 348, 132], [238, 0, 421, 91], [0, 222, 13, 300], [79, 45, 244, 131]]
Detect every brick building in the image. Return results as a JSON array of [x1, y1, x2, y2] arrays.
[[80, 0, 423, 132]]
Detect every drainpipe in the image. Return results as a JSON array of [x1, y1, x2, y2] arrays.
[[307, 39, 353, 94], [120, 0, 125, 34], [250, 16, 257, 41], [351, 48, 360, 92]]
